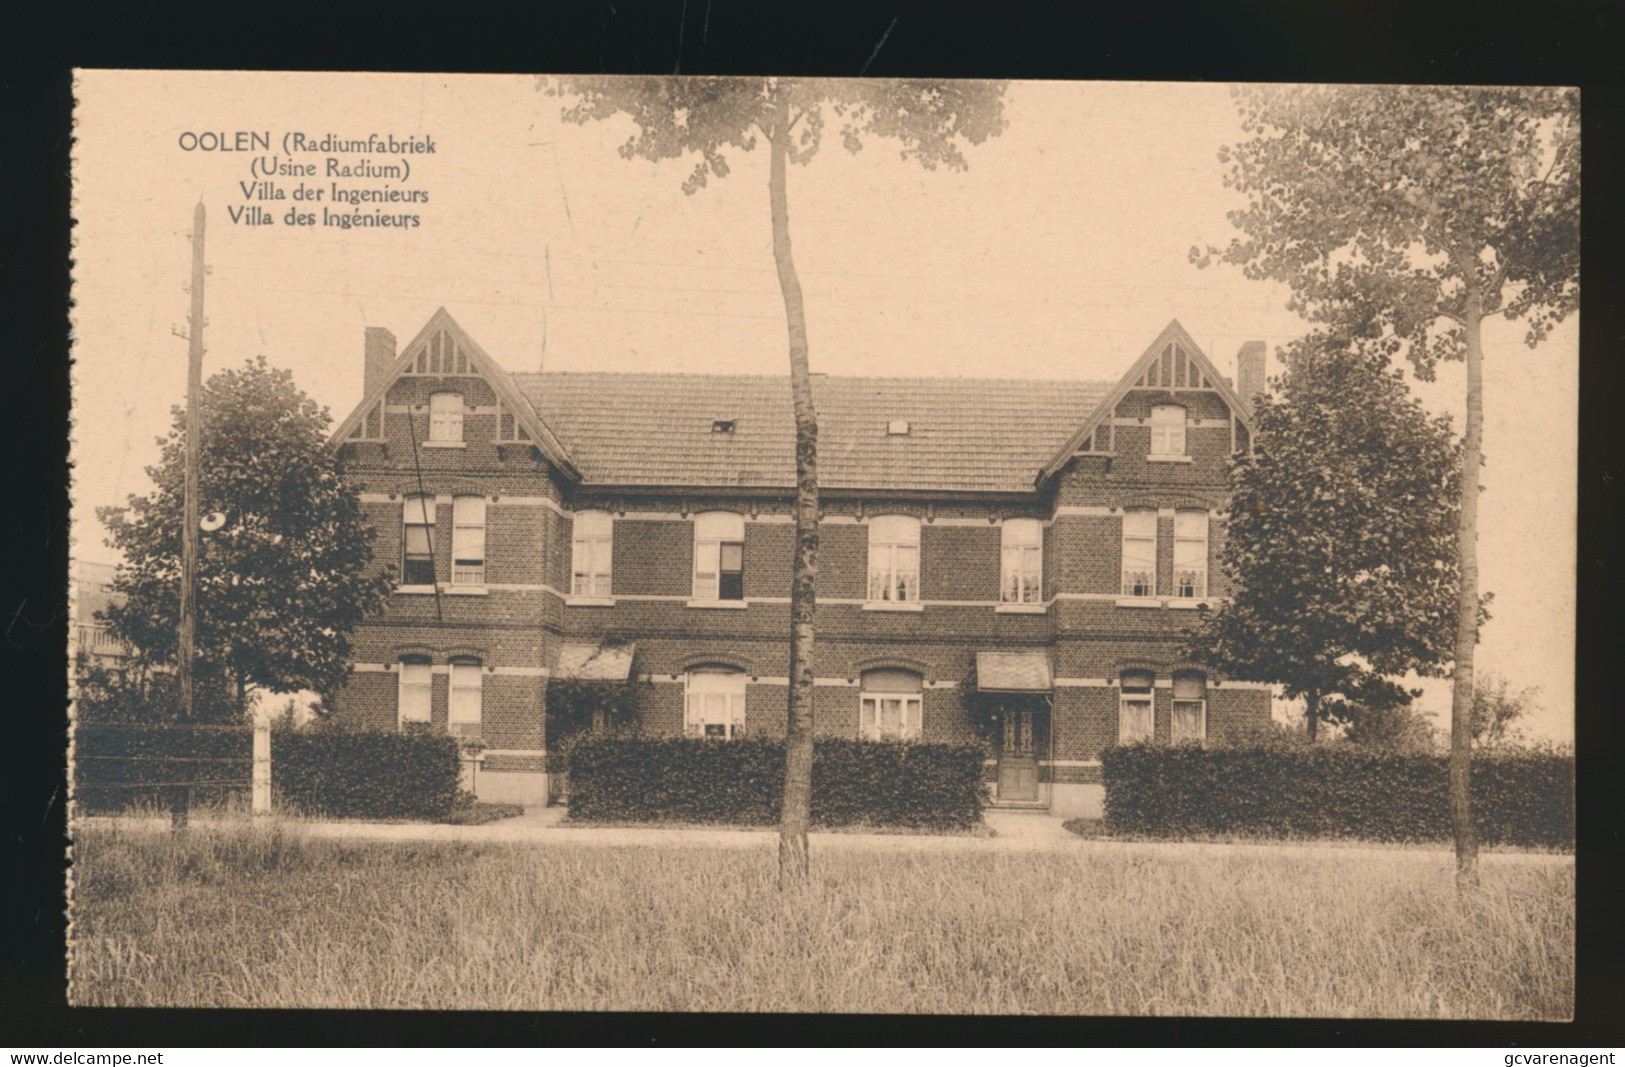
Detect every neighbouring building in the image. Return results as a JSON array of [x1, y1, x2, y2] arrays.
[[74, 559, 133, 671], [327, 308, 1273, 816]]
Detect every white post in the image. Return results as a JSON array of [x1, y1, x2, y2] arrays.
[[252, 720, 271, 816]]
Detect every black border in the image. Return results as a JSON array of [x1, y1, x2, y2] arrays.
[[5, 0, 1621, 1048]]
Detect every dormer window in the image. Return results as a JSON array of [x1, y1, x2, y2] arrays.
[[1149, 405, 1186, 457], [711, 419, 736, 434], [887, 420, 910, 436], [429, 392, 464, 443]]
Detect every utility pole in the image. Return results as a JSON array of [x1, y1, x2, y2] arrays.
[[174, 201, 206, 831]]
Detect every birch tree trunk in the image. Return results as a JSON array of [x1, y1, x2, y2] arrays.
[[768, 93, 819, 885]]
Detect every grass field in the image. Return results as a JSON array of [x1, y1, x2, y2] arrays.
[[69, 820, 1573, 1016]]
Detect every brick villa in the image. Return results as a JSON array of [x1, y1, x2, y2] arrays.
[[327, 308, 1273, 816]]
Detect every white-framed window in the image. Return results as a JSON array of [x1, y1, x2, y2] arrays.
[[1121, 509, 1157, 598], [867, 515, 920, 603], [1119, 669, 1155, 744], [1172, 670, 1207, 743], [449, 658, 483, 737], [429, 392, 464, 442], [398, 657, 432, 725], [859, 668, 923, 741], [684, 668, 746, 739], [452, 495, 486, 586], [402, 496, 436, 587], [1173, 509, 1207, 599], [1001, 518, 1043, 604], [693, 512, 745, 601], [1150, 404, 1187, 456], [571, 510, 613, 598]]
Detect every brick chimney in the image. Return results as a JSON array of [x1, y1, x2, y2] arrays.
[[1235, 341, 1267, 412], [364, 326, 397, 397]]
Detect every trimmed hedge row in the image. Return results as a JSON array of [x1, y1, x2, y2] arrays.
[[568, 737, 987, 829], [1101, 744, 1574, 848], [74, 723, 253, 813], [273, 730, 462, 821]]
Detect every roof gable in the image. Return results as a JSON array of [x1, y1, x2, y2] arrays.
[[330, 308, 579, 479], [1036, 320, 1256, 484]]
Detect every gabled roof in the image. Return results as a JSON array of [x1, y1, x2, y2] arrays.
[[513, 371, 1111, 494], [1035, 319, 1255, 485], [330, 308, 580, 480]]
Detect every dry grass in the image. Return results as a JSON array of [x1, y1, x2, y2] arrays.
[[69, 820, 1573, 1017]]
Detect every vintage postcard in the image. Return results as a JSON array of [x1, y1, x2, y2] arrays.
[[68, 71, 1577, 1015]]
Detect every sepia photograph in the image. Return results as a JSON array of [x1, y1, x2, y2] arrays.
[[66, 71, 1577, 1017]]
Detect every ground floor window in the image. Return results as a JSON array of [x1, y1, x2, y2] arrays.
[[685, 667, 746, 739], [449, 658, 483, 737], [1118, 668, 1154, 743], [398, 657, 432, 725], [859, 667, 923, 741], [1171, 670, 1206, 743]]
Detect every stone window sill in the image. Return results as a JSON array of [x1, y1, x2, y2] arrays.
[[420, 439, 467, 449], [1115, 596, 1161, 608], [995, 602, 1048, 614], [445, 585, 488, 596], [686, 599, 749, 610], [1146, 454, 1193, 463], [1165, 598, 1211, 610], [863, 601, 924, 613], [565, 596, 616, 607], [397, 585, 437, 596]]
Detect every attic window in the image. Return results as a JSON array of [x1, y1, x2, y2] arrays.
[[887, 420, 910, 436], [711, 420, 736, 434]]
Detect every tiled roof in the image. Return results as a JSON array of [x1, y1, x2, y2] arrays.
[[513, 372, 1111, 494]]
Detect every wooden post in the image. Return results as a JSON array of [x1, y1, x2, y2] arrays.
[[174, 201, 207, 831], [252, 720, 271, 816]]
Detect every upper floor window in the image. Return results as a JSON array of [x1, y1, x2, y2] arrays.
[[398, 656, 432, 725], [867, 515, 920, 603], [1173, 510, 1207, 599], [1172, 670, 1207, 743], [429, 392, 463, 442], [685, 667, 746, 739], [859, 668, 923, 741], [571, 510, 613, 598], [693, 512, 745, 601], [1121, 509, 1157, 598], [1119, 669, 1154, 744], [451, 496, 486, 586], [1150, 404, 1186, 457], [402, 496, 436, 587], [1001, 518, 1043, 604], [448, 658, 483, 738]]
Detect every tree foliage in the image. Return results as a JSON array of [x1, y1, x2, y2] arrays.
[[97, 356, 389, 716], [1185, 335, 1464, 737], [1469, 670, 1537, 749], [545, 75, 1007, 881], [1195, 85, 1579, 365]]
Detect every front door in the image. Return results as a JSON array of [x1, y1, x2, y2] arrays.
[[997, 708, 1039, 801]]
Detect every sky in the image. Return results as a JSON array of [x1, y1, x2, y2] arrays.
[[71, 73, 1577, 741]]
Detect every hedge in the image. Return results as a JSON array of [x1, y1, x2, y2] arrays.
[[568, 737, 987, 829], [74, 723, 253, 814], [1101, 744, 1574, 849], [273, 730, 462, 821]]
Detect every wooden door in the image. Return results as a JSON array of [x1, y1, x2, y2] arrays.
[[997, 709, 1039, 800]]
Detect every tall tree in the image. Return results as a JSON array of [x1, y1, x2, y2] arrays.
[[1185, 333, 1463, 744], [1194, 85, 1578, 887], [98, 356, 390, 718], [546, 76, 1007, 882]]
